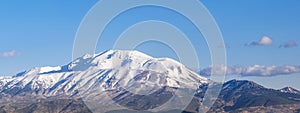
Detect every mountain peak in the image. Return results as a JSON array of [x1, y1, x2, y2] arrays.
[[69, 50, 184, 72], [67, 50, 208, 87], [0, 50, 208, 97], [280, 87, 300, 94], [223, 79, 264, 90], [69, 50, 154, 71]]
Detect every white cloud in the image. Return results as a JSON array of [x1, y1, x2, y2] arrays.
[[279, 41, 297, 48], [200, 64, 300, 77], [247, 36, 273, 46], [0, 50, 21, 57]]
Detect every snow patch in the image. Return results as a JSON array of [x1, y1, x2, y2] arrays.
[[39, 66, 62, 74]]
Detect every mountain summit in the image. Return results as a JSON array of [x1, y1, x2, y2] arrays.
[[0, 50, 208, 97], [280, 87, 300, 94]]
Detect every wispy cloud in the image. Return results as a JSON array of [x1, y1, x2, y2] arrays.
[[200, 64, 300, 77], [0, 50, 21, 57], [246, 36, 273, 46], [279, 41, 297, 48]]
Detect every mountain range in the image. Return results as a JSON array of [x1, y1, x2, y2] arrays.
[[0, 50, 299, 113]]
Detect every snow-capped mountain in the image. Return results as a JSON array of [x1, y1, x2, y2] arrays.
[[0, 50, 211, 112], [279, 87, 300, 94], [1, 50, 300, 113], [0, 50, 208, 97]]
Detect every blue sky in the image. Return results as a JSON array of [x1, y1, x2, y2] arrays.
[[0, 0, 299, 89]]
